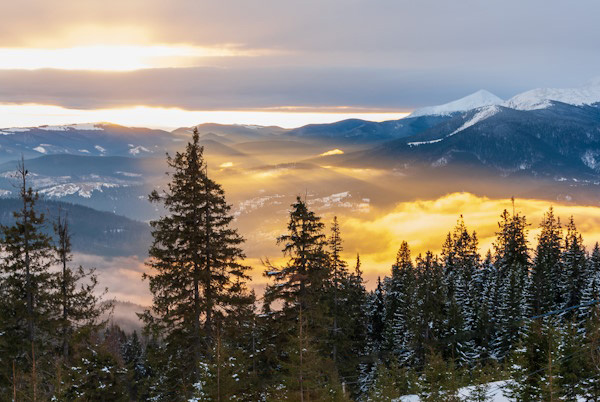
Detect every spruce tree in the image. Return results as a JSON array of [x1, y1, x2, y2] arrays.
[[328, 216, 349, 365], [557, 318, 585, 401], [383, 241, 417, 365], [561, 217, 587, 313], [141, 128, 252, 397], [54, 212, 111, 362], [441, 218, 479, 365], [529, 207, 563, 315], [263, 196, 336, 400], [0, 160, 57, 398], [414, 252, 446, 366], [491, 208, 530, 359], [580, 243, 600, 326]]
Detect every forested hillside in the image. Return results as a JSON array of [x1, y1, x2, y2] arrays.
[[2, 130, 600, 401], [0, 198, 150, 256]]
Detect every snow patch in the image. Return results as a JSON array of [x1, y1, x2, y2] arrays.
[[504, 80, 600, 111], [38, 123, 103, 131], [407, 138, 443, 147], [128, 145, 151, 155], [33, 146, 47, 154], [38, 182, 119, 198], [94, 145, 106, 153], [450, 105, 500, 136]]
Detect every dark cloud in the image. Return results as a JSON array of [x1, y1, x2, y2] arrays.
[[1, 0, 599, 109]]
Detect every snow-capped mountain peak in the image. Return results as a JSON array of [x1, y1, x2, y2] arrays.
[[409, 89, 503, 118], [504, 80, 600, 111]]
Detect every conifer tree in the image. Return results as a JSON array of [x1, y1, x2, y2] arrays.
[[472, 251, 496, 360], [0, 160, 57, 398], [141, 128, 252, 396], [529, 207, 563, 315], [54, 212, 111, 362], [383, 241, 417, 365], [441, 218, 479, 365], [492, 208, 530, 359], [582, 296, 600, 399], [419, 350, 460, 402], [414, 252, 446, 366], [328, 216, 349, 365], [557, 318, 585, 401], [263, 196, 336, 400], [580, 243, 600, 326], [561, 217, 587, 313]]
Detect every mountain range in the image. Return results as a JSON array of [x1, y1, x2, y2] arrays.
[[0, 79, 599, 224]]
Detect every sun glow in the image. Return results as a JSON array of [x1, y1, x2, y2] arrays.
[[0, 44, 249, 71], [0, 104, 408, 130]]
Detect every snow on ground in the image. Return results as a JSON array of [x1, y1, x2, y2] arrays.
[[407, 138, 443, 147], [450, 105, 500, 136], [38, 123, 103, 131], [33, 146, 47, 154], [396, 381, 510, 401], [38, 182, 119, 198], [504, 79, 600, 111], [409, 90, 503, 117], [128, 145, 151, 155], [0, 127, 31, 135], [408, 105, 500, 147]]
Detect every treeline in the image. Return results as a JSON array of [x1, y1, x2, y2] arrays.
[[3, 129, 600, 401]]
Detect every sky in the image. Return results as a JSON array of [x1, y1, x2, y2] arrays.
[[1, 0, 600, 128]]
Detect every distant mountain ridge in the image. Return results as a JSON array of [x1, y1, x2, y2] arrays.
[[409, 89, 503, 117]]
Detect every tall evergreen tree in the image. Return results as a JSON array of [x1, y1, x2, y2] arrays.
[[54, 211, 111, 362], [561, 217, 587, 313], [492, 208, 530, 359], [383, 241, 417, 365], [141, 128, 252, 397], [529, 207, 563, 316], [0, 160, 57, 399], [328, 216, 349, 365], [441, 218, 480, 365], [263, 197, 337, 400], [414, 252, 446, 366]]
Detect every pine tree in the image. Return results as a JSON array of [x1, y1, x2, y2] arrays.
[[419, 350, 460, 402], [492, 208, 530, 360], [338, 253, 368, 396], [383, 241, 417, 365], [472, 251, 496, 360], [54, 211, 111, 362], [557, 318, 585, 401], [141, 128, 252, 397], [441, 218, 480, 366], [58, 341, 129, 401], [263, 196, 335, 400], [414, 252, 446, 366], [0, 160, 57, 399], [561, 217, 587, 313], [328, 216, 349, 366], [582, 297, 600, 400], [529, 207, 563, 315], [121, 331, 147, 400], [580, 243, 600, 326]]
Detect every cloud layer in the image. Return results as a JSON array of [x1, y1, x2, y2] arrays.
[[1, 0, 600, 112]]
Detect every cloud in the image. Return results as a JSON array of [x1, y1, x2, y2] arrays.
[[74, 192, 600, 304], [1, 1, 599, 111], [337, 193, 600, 283], [320, 149, 344, 157]]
